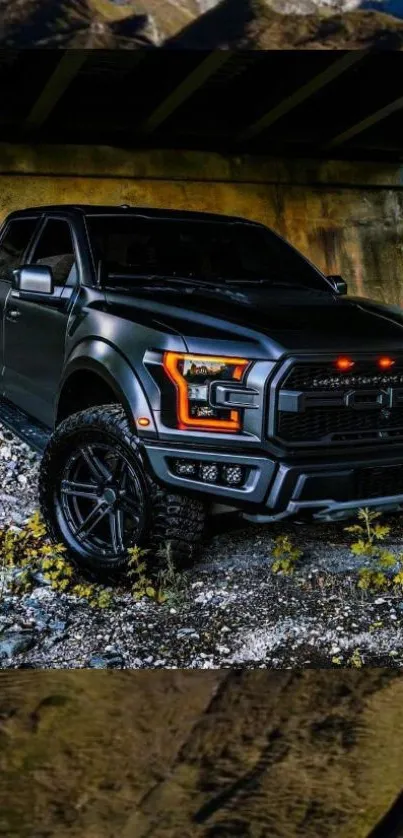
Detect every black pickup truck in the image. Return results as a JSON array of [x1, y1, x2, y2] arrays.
[[1, 204, 403, 575]]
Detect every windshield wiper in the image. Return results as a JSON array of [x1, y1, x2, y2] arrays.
[[105, 272, 326, 294], [105, 273, 245, 293], [222, 278, 328, 293]]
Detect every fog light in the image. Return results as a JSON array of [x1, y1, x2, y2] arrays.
[[199, 463, 219, 483], [174, 460, 198, 477], [221, 464, 244, 486]]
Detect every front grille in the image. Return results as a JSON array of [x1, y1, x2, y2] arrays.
[[356, 464, 403, 499], [275, 357, 403, 448], [285, 361, 403, 392]]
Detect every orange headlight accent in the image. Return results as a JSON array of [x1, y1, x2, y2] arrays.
[[378, 356, 395, 369], [335, 357, 355, 371], [163, 352, 249, 431]]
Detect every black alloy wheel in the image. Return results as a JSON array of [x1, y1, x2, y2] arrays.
[[59, 442, 146, 559], [39, 405, 207, 576]]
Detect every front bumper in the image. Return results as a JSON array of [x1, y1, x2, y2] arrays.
[[143, 442, 403, 523], [143, 444, 275, 505]]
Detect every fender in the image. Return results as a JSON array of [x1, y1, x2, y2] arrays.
[[58, 339, 158, 437]]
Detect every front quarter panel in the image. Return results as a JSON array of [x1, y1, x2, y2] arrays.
[[60, 339, 158, 437]]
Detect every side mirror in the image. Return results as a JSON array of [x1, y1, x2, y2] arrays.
[[13, 265, 54, 295], [327, 274, 348, 296]]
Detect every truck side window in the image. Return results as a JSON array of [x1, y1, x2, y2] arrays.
[[0, 218, 38, 279], [31, 219, 76, 288]]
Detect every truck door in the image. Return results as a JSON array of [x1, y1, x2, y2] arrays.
[[3, 217, 79, 428], [0, 217, 40, 389]]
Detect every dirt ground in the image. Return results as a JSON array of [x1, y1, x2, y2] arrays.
[[2, 669, 403, 837]]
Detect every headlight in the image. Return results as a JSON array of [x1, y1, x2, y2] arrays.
[[163, 352, 250, 431]]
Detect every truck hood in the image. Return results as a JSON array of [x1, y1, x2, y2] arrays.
[[105, 284, 403, 359]]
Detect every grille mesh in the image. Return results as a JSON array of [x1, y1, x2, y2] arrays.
[[356, 465, 403, 499], [278, 406, 403, 443]]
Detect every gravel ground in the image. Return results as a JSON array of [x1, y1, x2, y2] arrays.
[[1, 422, 403, 669]]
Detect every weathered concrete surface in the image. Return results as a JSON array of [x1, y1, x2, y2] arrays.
[[1, 144, 403, 304], [1, 671, 403, 838], [0, 670, 224, 838]]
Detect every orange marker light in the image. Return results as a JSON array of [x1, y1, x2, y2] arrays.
[[137, 417, 150, 427], [335, 357, 355, 371], [378, 356, 395, 369]]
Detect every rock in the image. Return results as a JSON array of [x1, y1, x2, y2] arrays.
[[24, 609, 50, 632], [87, 652, 125, 669], [0, 630, 36, 659], [31, 571, 52, 587], [176, 628, 197, 638], [49, 620, 67, 635]]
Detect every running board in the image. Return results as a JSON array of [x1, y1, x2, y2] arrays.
[[0, 397, 51, 454]]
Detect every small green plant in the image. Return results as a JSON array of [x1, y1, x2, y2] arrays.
[[0, 512, 68, 595], [271, 535, 303, 576], [127, 542, 187, 606], [157, 542, 187, 606], [127, 545, 167, 604], [369, 620, 383, 633], [0, 512, 114, 608], [348, 648, 363, 669], [345, 508, 403, 591], [70, 582, 114, 609]]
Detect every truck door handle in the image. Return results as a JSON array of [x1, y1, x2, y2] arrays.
[[6, 309, 21, 321]]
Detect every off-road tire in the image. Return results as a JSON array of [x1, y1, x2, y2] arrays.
[[39, 404, 207, 576]]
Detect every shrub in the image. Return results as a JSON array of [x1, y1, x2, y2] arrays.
[[0, 514, 186, 609], [0, 512, 113, 608], [127, 545, 167, 604], [271, 534, 303, 576], [345, 508, 403, 592]]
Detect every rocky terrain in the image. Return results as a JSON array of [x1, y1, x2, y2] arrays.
[[195, 0, 403, 14], [0, 0, 159, 47], [2, 421, 403, 669], [169, 0, 403, 49], [2, 0, 403, 48], [2, 669, 403, 837]]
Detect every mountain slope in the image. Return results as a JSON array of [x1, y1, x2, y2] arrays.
[[180, 0, 403, 15], [0, 0, 158, 47], [168, 0, 403, 48], [2, 0, 403, 47], [0, 0, 199, 47]]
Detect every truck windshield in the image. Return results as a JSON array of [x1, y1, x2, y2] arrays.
[[87, 215, 326, 290]]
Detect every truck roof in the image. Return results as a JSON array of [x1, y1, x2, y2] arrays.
[[7, 205, 260, 226]]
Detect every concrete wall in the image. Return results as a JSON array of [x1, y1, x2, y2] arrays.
[[1, 143, 403, 305], [2, 670, 403, 838]]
